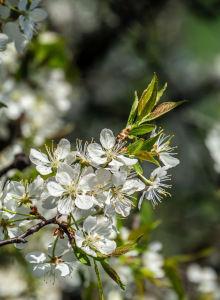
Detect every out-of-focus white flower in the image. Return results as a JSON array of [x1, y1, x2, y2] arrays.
[[26, 239, 76, 278], [138, 166, 171, 209], [30, 139, 76, 175], [187, 263, 219, 294], [151, 128, 179, 168], [142, 241, 165, 278], [87, 128, 137, 171], [75, 216, 116, 257], [18, 0, 48, 40], [3, 21, 28, 54], [205, 125, 220, 173]]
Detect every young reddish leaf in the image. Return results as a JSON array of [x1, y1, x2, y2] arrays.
[[109, 234, 144, 257], [147, 101, 187, 121]]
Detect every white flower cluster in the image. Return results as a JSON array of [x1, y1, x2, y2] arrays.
[[0, 0, 47, 61], [0, 127, 179, 279]]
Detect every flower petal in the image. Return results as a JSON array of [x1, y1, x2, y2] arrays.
[[25, 251, 47, 263], [83, 216, 97, 233], [33, 263, 51, 278], [54, 139, 71, 160], [75, 195, 93, 210], [100, 129, 115, 150], [47, 181, 65, 197], [57, 195, 75, 215]]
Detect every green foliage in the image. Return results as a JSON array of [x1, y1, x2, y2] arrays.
[[163, 259, 186, 300], [127, 139, 144, 154], [135, 151, 160, 166], [129, 124, 155, 136], [110, 234, 144, 256], [101, 261, 126, 290], [74, 246, 91, 266], [147, 101, 187, 121], [132, 162, 143, 174], [127, 91, 139, 126], [141, 133, 160, 152]]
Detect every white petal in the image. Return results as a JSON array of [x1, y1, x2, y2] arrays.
[[18, 0, 28, 11], [78, 173, 98, 191], [57, 195, 75, 215], [29, 175, 44, 198], [120, 179, 145, 195], [117, 155, 138, 166], [30, 148, 50, 165], [0, 33, 8, 51], [42, 194, 59, 209], [62, 251, 76, 263], [75, 230, 85, 248], [0, 228, 5, 240], [57, 164, 76, 185], [55, 263, 71, 276], [54, 139, 71, 160], [30, 0, 41, 10], [83, 216, 97, 233], [100, 129, 115, 150], [75, 195, 93, 210], [82, 245, 97, 257], [108, 159, 123, 171], [65, 152, 76, 165], [95, 169, 111, 186], [87, 143, 106, 158], [8, 181, 25, 198], [159, 153, 179, 168], [96, 239, 116, 255], [112, 171, 127, 188], [115, 198, 132, 217], [138, 192, 146, 210], [25, 251, 47, 263], [47, 182, 65, 197], [29, 8, 47, 22], [36, 165, 52, 175], [32, 263, 51, 278]]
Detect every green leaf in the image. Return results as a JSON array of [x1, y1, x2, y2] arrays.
[[141, 134, 160, 152], [74, 246, 91, 266], [101, 261, 125, 290], [133, 162, 143, 174], [94, 260, 104, 300], [137, 74, 158, 121], [147, 101, 187, 121], [136, 151, 160, 166], [0, 102, 7, 109], [129, 124, 155, 136], [163, 259, 186, 300], [110, 234, 144, 257], [127, 139, 144, 155], [155, 82, 167, 105], [127, 91, 139, 126]]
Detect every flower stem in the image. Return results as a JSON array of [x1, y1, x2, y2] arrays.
[[94, 259, 104, 300], [3, 4, 24, 14], [135, 171, 151, 185], [70, 210, 103, 227], [2, 207, 38, 218], [52, 234, 60, 257]]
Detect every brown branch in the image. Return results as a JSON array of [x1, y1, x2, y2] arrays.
[[0, 213, 62, 247]]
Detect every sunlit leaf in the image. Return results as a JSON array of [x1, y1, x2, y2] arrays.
[[141, 134, 160, 152], [127, 91, 139, 126], [155, 82, 167, 105], [129, 124, 155, 136], [74, 246, 91, 266], [136, 151, 160, 166], [147, 101, 187, 121], [101, 261, 125, 290], [110, 234, 144, 256]]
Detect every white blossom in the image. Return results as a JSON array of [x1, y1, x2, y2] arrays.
[[25, 238, 76, 278], [87, 128, 137, 171], [142, 241, 165, 278], [151, 128, 179, 168], [18, 0, 48, 40], [75, 216, 116, 257], [47, 164, 96, 214], [104, 171, 145, 217], [30, 139, 76, 175], [138, 166, 171, 209], [7, 176, 44, 206]]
